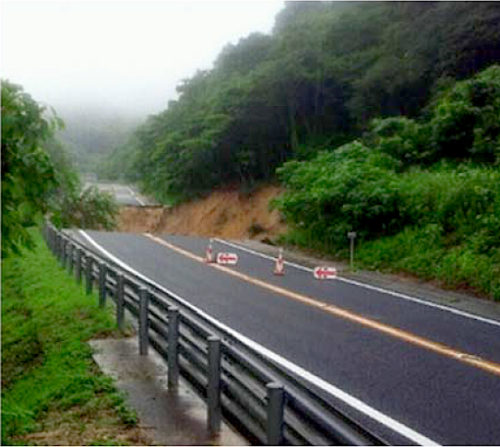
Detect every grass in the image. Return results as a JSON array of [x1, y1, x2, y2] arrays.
[[278, 224, 500, 301], [1, 229, 148, 445], [355, 224, 500, 300]]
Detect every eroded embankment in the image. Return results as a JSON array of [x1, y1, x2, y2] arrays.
[[117, 185, 287, 240]]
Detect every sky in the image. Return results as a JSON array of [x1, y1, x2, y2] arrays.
[[1, 0, 284, 118]]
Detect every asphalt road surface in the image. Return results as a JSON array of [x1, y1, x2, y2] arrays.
[[84, 182, 147, 206], [77, 230, 500, 445]]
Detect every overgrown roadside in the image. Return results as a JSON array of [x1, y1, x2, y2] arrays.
[[1, 229, 151, 446]]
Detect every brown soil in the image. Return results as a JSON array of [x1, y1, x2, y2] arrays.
[[117, 185, 287, 240], [15, 406, 153, 446]]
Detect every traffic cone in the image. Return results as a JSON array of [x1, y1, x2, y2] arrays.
[[205, 239, 214, 263], [274, 248, 285, 275]]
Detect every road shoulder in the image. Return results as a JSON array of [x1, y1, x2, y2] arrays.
[[238, 239, 500, 323]]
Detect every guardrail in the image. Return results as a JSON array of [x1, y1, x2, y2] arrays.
[[43, 223, 386, 446]]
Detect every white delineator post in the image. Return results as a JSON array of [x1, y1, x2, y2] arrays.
[[205, 238, 214, 263], [274, 248, 285, 276]]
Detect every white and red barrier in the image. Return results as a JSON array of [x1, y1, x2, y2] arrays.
[[313, 266, 337, 280], [217, 252, 238, 265]]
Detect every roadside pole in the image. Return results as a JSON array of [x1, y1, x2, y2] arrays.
[[348, 231, 357, 271]]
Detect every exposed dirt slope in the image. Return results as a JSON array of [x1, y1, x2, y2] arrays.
[[117, 185, 287, 240]]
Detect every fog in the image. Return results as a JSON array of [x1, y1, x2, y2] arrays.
[[1, 0, 284, 119]]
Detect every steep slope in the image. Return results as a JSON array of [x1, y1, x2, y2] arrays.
[[117, 185, 286, 240]]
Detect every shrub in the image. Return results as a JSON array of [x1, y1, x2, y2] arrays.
[[50, 186, 118, 230], [427, 64, 500, 163], [367, 117, 432, 166], [274, 141, 402, 244]]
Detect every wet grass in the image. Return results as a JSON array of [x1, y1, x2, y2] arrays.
[[1, 229, 147, 445], [280, 224, 500, 301]]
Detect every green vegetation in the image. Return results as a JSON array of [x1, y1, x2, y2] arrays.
[[109, 2, 500, 201], [1, 81, 128, 444], [1, 80, 118, 257], [1, 230, 139, 445], [1, 80, 60, 255], [50, 185, 119, 231], [274, 66, 500, 300]]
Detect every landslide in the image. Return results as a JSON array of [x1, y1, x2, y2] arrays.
[[117, 185, 287, 240]]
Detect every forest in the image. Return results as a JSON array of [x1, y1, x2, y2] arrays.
[[106, 2, 500, 195], [102, 2, 500, 299]]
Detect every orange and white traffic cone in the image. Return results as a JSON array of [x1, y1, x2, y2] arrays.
[[274, 248, 285, 275], [205, 239, 214, 263]]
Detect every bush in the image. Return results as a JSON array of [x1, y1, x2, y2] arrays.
[[274, 141, 402, 244], [397, 166, 500, 245], [367, 117, 432, 166], [426, 64, 500, 163], [274, 149, 500, 299], [50, 186, 118, 230]]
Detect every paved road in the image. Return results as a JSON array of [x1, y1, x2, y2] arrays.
[[84, 182, 147, 206], [77, 231, 500, 445]]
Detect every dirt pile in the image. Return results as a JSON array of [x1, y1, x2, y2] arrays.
[[117, 185, 287, 240]]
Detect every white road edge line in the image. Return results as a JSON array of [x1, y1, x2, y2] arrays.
[[214, 238, 500, 328], [79, 229, 440, 446], [126, 186, 146, 206]]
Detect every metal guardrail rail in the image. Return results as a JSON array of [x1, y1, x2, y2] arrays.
[[43, 223, 386, 446]]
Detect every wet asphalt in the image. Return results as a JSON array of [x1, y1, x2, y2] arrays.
[[84, 182, 147, 206], [90, 338, 247, 446], [80, 231, 500, 446]]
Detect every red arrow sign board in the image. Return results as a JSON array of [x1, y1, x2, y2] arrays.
[[314, 266, 337, 279], [216, 252, 239, 265]]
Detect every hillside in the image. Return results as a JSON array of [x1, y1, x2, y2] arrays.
[[108, 2, 500, 200], [117, 185, 286, 240]]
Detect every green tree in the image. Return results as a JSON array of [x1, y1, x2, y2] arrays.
[[1, 80, 60, 255], [426, 65, 500, 163], [1, 80, 119, 256]]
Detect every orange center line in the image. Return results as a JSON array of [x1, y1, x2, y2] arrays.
[[144, 233, 500, 378]]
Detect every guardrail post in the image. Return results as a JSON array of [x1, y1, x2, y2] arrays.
[[98, 262, 107, 308], [167, 306, 179, 389], [53, 229, 57, 254], [207, 335, 221, 434], [67, 242, 74, 274], [75, 248, 82, 284], [47, 227, 52, 251], [45, 225, 50, 248], [54, 233, 59, 259], [50, 228, 55, 253], [139, 287, 149, 356], [49, 229, 54, 252], [60, 238, 67, 268], [86, 255, 93, 295], [116, 273, 125, 330], [58, 235, 64, 262], [55, 233, 61, 259], [266, 382, 285, 445]]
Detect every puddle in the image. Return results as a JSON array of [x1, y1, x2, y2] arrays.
[[90, 338, 248, 446]]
